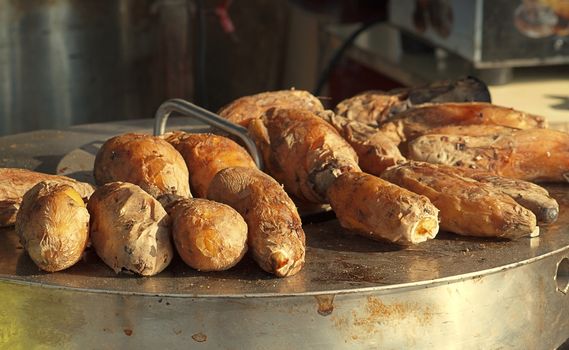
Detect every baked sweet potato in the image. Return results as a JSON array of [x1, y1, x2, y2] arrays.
[[328, 172, 439, 245], [218, 89, 324, 127], [402, 163, 559, 225], [94, 133, 191, 202], [15, 182, 90, 272], [382, 162, 537, 238], [0, 168, 94, 227], [407, 128, 569, 182], [207, 167, 305, 277], [256, 108, 361, 204], [379, 103, 547, 147], [235, 107, 439, 245], [317, 110, 405, 176], [87, 182, 173, 276], [335, 77, 491, 125], [163, 132, 256, 198], [169, 198, 247, 271]]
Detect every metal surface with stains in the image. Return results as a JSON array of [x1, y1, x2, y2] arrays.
[[1, 119, 569, 349]]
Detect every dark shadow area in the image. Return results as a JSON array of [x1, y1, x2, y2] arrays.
[[547, 94, 569, 110]]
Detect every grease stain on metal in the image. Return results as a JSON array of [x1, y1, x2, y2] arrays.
[[192, 332, 207, 342], [123, 328, 133, 336], [315, 294, 335, 316]]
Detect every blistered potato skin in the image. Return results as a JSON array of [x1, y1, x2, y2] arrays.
[[0, 168, 94, 227], [380, 102, 546, 146], [16, 182, 90, 272], [87, 182, 173, 276], [94, 133, 191, 200], [164, 132, 256, 198], [207, 167, 305, 277], [260, 108, 361, 204], [170, 198, 248, 271], [382, 162, 537, 239], [218, 89, 324, 127], [408, 128, 569, 182], [327, 172, 439, 245]]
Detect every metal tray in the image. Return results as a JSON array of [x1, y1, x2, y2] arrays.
[[1, 119, 569, 349]]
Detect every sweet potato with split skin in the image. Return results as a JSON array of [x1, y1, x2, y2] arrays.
[[163, 132, 256, 198], [16, 182, 90, 272], [382, 162, 537, 238], [207, 167, 305, 277], [235, 107, 439, 245], [87, 182, 173, 276], [169, 198, 248, 272], [407, 128, 569, 182], [257, 108, 361, 204], [335, 77, 491, 125], [0, 168, 94, 227], [94, 133, 191, 202], [317, 110, 406, 176], [328, 172, 439, 245], [379, 102, 546, 147], [218, 89, 324, 127], [429, 164, 559, 224]]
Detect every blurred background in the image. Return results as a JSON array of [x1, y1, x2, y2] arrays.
[[0, 0, 568, 136]]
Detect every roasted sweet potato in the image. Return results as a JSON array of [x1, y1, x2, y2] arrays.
[[207, 167, 305, 277], [218, 89, 324, 127], [379, 103, 546, 147], [407, 128, 569, 182], [15, 182, 90, 272], [328, 172, 439, 245], [256, 108, 361, 204], [163, 132, 256, 197], [232, 107, 440, 245], [94, 133, 191, 202], [169, 198, 247, 272], [0, 168, 94, 227], [335, 77, 491, 125], [87, 182, 173, 276], [401, 163, 559, 225], [318, 110, 405, 176], [382, 162, 537, 238]]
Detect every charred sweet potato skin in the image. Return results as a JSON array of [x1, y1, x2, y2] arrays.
[[327, 172, 439, 245], [170, 198, 248, 272], [408, 128, 569, 182], [0, 168, 94, 227], [94, 133, 191, 200], [381, 162, 537, 238], [380, 102, 547, 146], [16, 182, 90, 272], [260, 108, 361, 203], [318, 111, 405, 176], [207, 167, 305, 277], [218, 89, 324, 127], [164, 132, 256, 198]]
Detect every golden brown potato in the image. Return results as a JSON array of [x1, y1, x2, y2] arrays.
[[379, 102, 547, 147], [218, 89, 324, 127], [207, 167, 305, 277], [257, 108, 361, 204], [382, 162, 537, 239], [335, 77, 491, 125], [15, 182, 90, 272], [317, 111, 406, 176], [422, 124, 518, 137], [327, 172, 439, 245], [0, 168, 94, 227], [94, 133, 191, 202], [163, 132, 256, 198], [169, 198, 247, 271], [407, 128, 569, 182], [87, 182, 173, 276]]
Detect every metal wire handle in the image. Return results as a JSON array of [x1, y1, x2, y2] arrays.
[[153, 98, 263, 169]]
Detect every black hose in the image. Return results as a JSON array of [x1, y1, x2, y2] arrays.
[[313, 19, 383, 97]]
